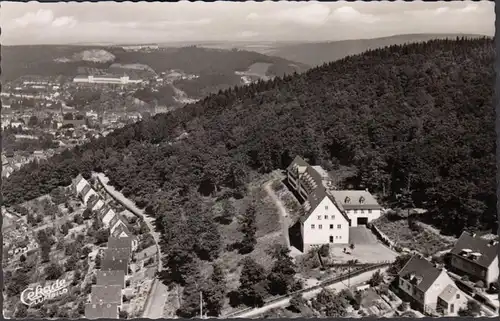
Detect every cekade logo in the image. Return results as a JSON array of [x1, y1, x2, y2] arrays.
[[20, 279, 68, 306]]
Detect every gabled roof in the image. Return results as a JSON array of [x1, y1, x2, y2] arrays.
[[74, 174, 85, 186], [80, 184, 92, 198], [101, 256, 129, 273], [286, 155, 309, 172], [85, 303, 119, 319], [300, 165, 324, 193], [438, 284, 460, 303], [96, 270, 126, 287], [107, 236, 133, 250], [110, 214, 129, 230], [330, 190, 383, 210], [398, 255, 442, 293], [111, 224, 133, 238], [102, 247, 130, 261], [90, 285, 122, 304], [300, 187, 350, 223], [99, 204, 114, 219], [450, 232, 499, 268]]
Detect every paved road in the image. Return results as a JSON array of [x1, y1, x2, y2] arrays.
[[94, 173, 167, 318], [234, 267, 388, 318], [142, 280, 169, 319]]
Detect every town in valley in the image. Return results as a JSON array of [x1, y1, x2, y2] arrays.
[[1, 1, 498, 319]]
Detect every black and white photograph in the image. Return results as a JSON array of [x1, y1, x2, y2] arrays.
[[1, 0, 498, 319]]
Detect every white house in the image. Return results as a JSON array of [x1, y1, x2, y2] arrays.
[[449, 232, 499, 288], [74, 174, 89, 195], [301, 188, 350, 251], [287, 156, 351, 251], [99, 205, 117, 228], [330, 190, 383, 226], [398, 255, 467, 316], [91, 199, 105, 212], [109, 215, 129, 236]]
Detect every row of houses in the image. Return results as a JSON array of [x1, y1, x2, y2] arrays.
[[396, 232, 499, 316], [72, 174, 138, 319], [286, 156, 383, 251]]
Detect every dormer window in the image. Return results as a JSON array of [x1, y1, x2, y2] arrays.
[[344, 197, 351, 204], [359, 196, 365, 204]]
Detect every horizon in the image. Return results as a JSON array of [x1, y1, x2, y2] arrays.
[[2, 32, 493, 47]]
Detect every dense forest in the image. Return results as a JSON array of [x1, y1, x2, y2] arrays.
[[3, 39, 495, 297]]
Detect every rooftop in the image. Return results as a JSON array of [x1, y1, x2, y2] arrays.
[[398, 255, 443, 293], [85, 303, 119, 319], [330, 190, 383, 210], [450, 231, 499, 268], [90, 285, 122, 304], [96, 270, 126, 287]]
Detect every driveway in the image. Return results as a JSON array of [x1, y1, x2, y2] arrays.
[[264, 181, 301, 256]]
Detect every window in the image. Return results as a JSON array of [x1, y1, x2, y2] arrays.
[[360, 210, 364, 214], [368, 209, 372, 214], [324, 215, 328, 219], [450, 304, 454, 313], [339, 236, 342, 239], [359, 196, 365, 204], [317, 215, 321, 220], [344, 197, 351, 204], [330, 224, 334, 229], [319, 224, 323, 229], [456, 294, 460, 299], [331, 215, 335, 220], [353, 209, 358, 214], [337, 224, 342, 229], [329, 236, 334, 243], [325, 206, 329, 210], [311, 224, 315, 229], [335, 236, 338, 239]]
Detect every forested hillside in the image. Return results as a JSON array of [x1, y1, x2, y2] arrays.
[[1, 45, 308, 81], [4, 38, 495, 280]]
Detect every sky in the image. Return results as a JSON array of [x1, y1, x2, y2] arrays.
[[0, 1, 495, 45]]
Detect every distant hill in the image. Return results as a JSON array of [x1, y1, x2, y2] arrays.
[[267, 33, 489, 66], [1, 45, 309, 82]]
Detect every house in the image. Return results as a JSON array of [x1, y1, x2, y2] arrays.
[[330, 190, 383, 226], [73, 174, 88, 195], [300, 187, 351, 250], [109, 214, 130, 236], [90, 198, 105, 213], [108, 235, 138, 252], [99, 205, 117, 228], [82, 186, 98, 205], [90, 285, 122, 306], [449, 232, 499, 288], [101, 248, 130, 274], [436, 284, 468, 316], [398, 255, 466, 315], [96, 270, 126, 288], [85, 303, 119, 319], [286, 156, 351, 251]]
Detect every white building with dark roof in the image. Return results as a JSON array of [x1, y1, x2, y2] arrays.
[[449, 232, 499, 287], [287, 156, 351, 251], [330, 190, 383, 226], [398, 255, 467, 315]]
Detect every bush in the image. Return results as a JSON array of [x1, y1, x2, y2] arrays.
[[319, 244, 330, 257]]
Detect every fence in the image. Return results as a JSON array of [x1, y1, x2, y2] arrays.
[[369, 223, 401, 252], [222, 262, 391, 318]]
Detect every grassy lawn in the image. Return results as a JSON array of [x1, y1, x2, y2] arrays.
[[372, 215, 455, 256]]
